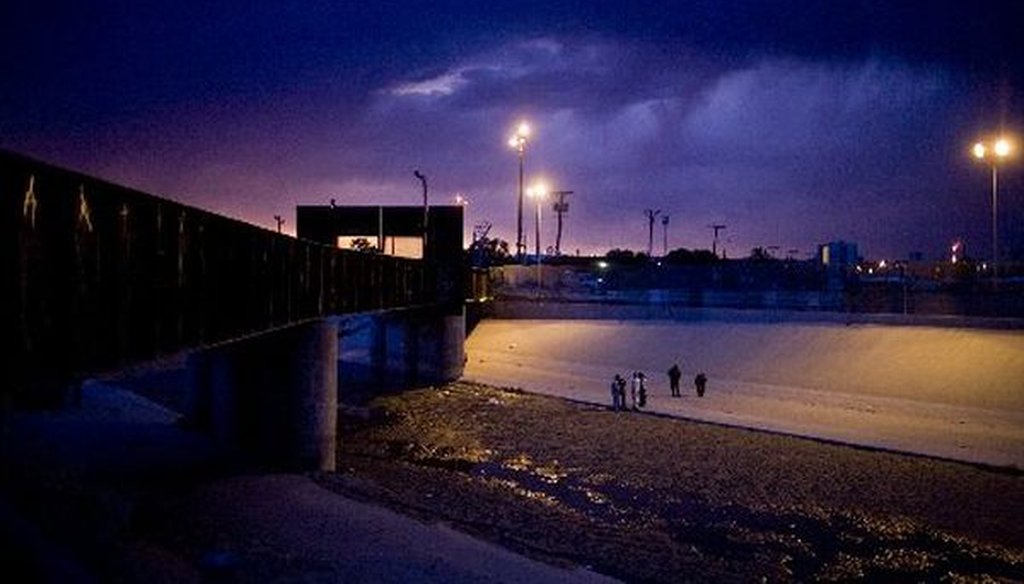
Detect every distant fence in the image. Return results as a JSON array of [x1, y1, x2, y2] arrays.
[[2, 150, 435, 404]]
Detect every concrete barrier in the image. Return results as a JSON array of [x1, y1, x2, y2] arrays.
[[492, 299, 1024, 330]]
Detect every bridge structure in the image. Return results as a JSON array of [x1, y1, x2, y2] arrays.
[[1, 149, 467, 471]]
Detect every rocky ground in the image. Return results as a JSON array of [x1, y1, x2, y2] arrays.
[[319, 381, 1024, 583]]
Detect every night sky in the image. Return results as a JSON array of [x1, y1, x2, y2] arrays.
[[2, 1, 1022, 260]]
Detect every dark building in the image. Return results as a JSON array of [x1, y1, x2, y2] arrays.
[[295, 205, 464, 305]]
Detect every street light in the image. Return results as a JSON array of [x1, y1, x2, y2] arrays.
[[527, 182, 548, 288], [972, 136, 1014, 284], [508, 122, 530, 261]]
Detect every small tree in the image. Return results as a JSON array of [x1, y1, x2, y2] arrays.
[[605, 248, 649, 264], [749, 247, 775, 262], [665, 247, 718, 265], [350, 237, 380, 253], [467, 236, 511, 267]]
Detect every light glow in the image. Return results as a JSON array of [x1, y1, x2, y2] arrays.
[[508, 122, 531, 151], [994, 138, 1011, 158], [972, 142, 986, 159], [527, 183, 548, 199]]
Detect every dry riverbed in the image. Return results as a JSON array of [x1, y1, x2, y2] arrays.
[[318, 381, 1024, 583]]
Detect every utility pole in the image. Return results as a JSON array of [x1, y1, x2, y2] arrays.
[[661, 214, 670, 256], [273, 215, 285, 233], [551, 190, 573, 255], [644, 209, 661, 256], [709, 224, 726, 258], [414, 170, 427, 257]]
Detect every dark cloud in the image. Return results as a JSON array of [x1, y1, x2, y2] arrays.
[[1, 1, 1021, 258]]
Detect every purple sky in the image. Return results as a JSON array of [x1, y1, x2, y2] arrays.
[[2, 1, 1022, 260]]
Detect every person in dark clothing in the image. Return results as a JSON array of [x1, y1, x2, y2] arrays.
[[667, 364, 682, 397], [694, 372, 707, 397], [610, 374, 626, 410]]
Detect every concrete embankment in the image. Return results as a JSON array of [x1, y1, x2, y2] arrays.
[[464, 313, 1024, 468]]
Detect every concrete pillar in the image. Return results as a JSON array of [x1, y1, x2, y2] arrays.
[[185, 320, 338, 472], [417, 308, 465, 384]]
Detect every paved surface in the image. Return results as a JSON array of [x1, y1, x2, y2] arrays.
[[464, 319, 1024, 469], [1, 381, 617, 583]]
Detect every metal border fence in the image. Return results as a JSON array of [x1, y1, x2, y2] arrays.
[[2, 150, 434, 403]]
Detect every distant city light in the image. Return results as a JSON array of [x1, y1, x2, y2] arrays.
[[597, 261, 609, 269]]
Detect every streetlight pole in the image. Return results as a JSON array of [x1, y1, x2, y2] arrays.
[[414, 170, 427, 257], [552, 190, 573, 256], [991, 163, 998, 283], [508, 123, 530, 261], [528, 183, 548, 289], [644, 209, 661, 257], [972, 137, 1013, 286], [661, 214, 670, 256]]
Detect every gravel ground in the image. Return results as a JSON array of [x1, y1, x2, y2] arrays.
[[319, 381, 1024, 583]]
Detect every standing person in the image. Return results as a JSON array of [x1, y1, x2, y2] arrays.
[[695, 372, 707, 397], [617, 375, 628, 410], [610, 374, 625, 410], [667, 364, 682, 397], [637, 371, 648, 408], [630, 371, 640, 410]]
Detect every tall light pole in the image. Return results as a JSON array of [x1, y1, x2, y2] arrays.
[[552, 190, 573, 256], [972, 137, 1013, 284], [661, 214, 670, 256], [644, 209, 661, 257], [414, 170, 427, 258], [508, 122, 530, 261], [527, 182, 548, 288], [709, 224, 726, 258]]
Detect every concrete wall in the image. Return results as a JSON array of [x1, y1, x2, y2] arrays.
[[493, 299, 1024, 331]]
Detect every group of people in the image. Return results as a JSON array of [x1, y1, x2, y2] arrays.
[[609, 371, 647, 411], [610, 364, 707, 411], [667, 364, 707, 397]]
